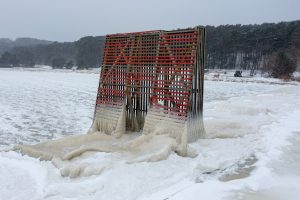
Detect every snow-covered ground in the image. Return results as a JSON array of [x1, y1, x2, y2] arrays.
[[0, 68, 300, 200], [204, 69, 299, 85]]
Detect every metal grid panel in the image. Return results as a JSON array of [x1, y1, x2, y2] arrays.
[[95, 27, 205, 140]]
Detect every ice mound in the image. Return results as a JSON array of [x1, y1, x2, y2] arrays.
[[13, 125, 188, 178], [12, 97, 196, 178]]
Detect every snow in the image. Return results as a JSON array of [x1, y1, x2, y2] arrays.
[[1, 68, 300, 200], [0, 151, 48, 200], [205, 69, 297, 85], [294, 71, 300, 78], [0, 69, 98, 147], [155, 110, 300, 200]]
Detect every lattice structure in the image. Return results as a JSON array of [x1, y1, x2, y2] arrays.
[[93, 27, 205, 142]]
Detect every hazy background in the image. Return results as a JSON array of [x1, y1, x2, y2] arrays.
[[0, 0, 300, 41]]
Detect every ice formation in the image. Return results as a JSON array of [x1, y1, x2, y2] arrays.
[[14, 130, 183, 178], [12, 27, 207, 178], [13, 104, 193, 178]]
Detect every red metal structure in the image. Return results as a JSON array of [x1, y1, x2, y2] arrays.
[[94, 27, 205, 142]]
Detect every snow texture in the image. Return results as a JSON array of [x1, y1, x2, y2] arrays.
[[1, 68, 300, 200]]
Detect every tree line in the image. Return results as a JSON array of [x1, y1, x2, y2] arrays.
[[205, 20, 299, 77], [0, 21, 299, 77], [0, 36, 105, 69]]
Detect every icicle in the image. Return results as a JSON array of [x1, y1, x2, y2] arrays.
[[112, 104, 126, 138]]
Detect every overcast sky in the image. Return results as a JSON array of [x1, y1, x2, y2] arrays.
[[0, 0, 299, 42]]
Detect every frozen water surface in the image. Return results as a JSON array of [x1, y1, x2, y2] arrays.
[[0, 70, 98, 147], [0, 69, 278, 148], [0, 68, 300, 200]]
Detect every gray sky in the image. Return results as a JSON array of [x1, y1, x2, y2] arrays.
[[0, 0, 299, 42]]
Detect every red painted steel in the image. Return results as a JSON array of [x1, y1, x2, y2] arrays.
[[96, 29, 200, 125]]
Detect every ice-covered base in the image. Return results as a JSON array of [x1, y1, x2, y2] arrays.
[[13, 101, 191, 178], [13, 132, 179, 178], [1, 69, 300, 200]]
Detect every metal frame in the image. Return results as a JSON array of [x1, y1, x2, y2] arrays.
[[95, 27, 205, 141]]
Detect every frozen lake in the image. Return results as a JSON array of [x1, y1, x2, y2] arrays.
[[0, 69, 278, 148], [0, 69, 299, 200]]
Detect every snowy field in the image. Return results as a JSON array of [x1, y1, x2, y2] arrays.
[[0, 68, 300, 200]]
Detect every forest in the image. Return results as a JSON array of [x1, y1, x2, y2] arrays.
[[0, 21, 299, 74]]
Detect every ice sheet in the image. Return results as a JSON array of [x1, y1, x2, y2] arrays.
[[1, 69, 300, 200]]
